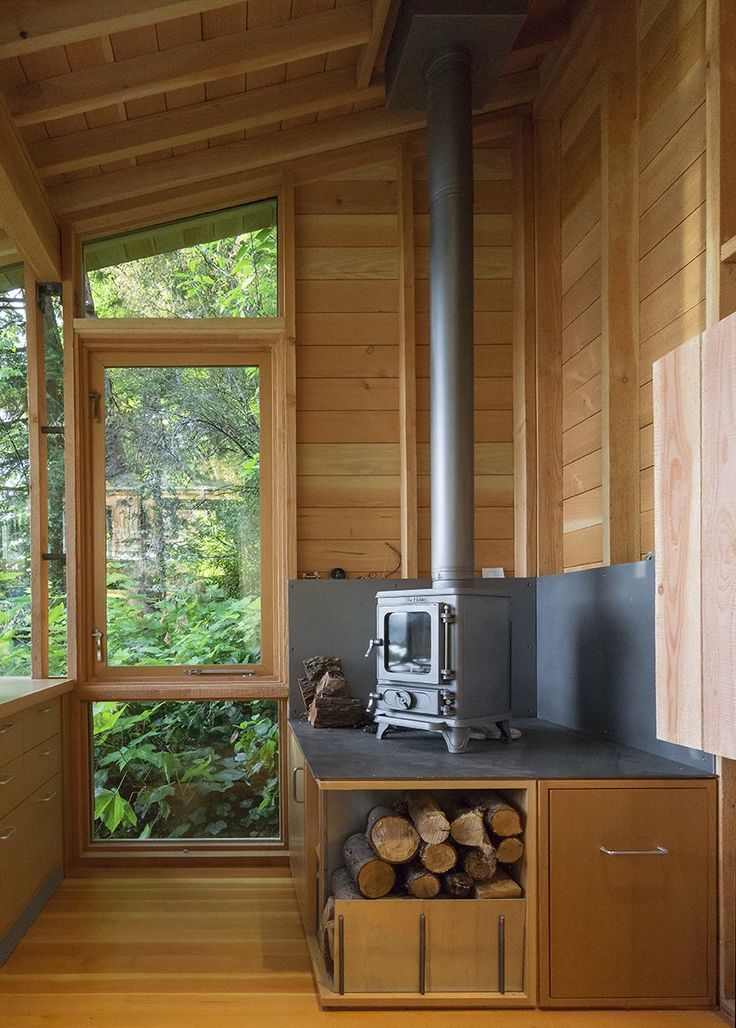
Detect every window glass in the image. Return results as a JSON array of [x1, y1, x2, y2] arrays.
[[385, 611, 432, 675], [91, 700, 279, 841], [0, 271, 30, 674], [83, 199, 278, 318], [104, 364, 261, 667], [42, 288, 67, 676]]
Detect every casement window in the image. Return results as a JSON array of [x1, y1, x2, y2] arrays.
[[68, 194, 293, 854]]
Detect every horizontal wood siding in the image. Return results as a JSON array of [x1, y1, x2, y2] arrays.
[[638, 0, 707, 556]]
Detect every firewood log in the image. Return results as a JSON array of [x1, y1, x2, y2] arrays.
[[303, 655, 343, 682], [331, 866, 363, 900], [446, 799, 488, 848], [366, 806, 420, 864], [298, 676, 317, 711], [320, 896, 335, 969], [461, 843, 498, 882], [402, 863, 441, 899], [492, 834, 524, 864], [344, 834, 395, 898], [465, 790, 522, 837], [419, 840, 458, 874], [315, 671, 346, 696], [405, 791, 450, 844], [474, 868, 523, 899], [307, 695, 364, 728], [442, 870, 474, 898]]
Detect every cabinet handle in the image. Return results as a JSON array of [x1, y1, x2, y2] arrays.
[[40, 749, 53, 757], [0, 773, 15, 786], [599, 845, 669, 856], [0, 826, 17, 841], [36, 790, 57, 803], [292, 766, 304, 804], [0, 724, 14, 735], [418, 913, 426, 995], [40, 706, 54, 714], [498, 914, 506, 995], [337, 914, 345, 996]]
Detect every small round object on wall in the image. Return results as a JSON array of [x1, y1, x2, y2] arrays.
[[329, 567, 348, 579]]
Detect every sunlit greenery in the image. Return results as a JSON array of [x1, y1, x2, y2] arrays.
[[92, 700, 279, 840]]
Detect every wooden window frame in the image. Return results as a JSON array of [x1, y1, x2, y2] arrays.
[[68, 320, 292, 862]]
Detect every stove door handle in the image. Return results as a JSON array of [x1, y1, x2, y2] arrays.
[[364, 638, 383, 658]]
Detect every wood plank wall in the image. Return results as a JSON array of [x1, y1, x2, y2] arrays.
[[293, 141, 516, 580], [534, 0, 707, 572], [638, 0, 707, 556], [294, 159, 402, 579], [560, 64, 603, 571]]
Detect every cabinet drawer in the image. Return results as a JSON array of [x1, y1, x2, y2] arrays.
[[0, 711, 24, 768], [23, 699, 61, 750], [545, 784, 714, 1002], [0, 774, 62, 936], [0, 753, 26, 820], [25, 735, 62, 796], [334, 899, 525, 994]]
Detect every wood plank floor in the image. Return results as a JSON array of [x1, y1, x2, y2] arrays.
[[0, 876, 729, 1027]]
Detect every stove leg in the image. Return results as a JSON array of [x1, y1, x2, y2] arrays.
[[495, 720, 512, 743], [376, 721, 391, 740], [442, 726, 471, 753]]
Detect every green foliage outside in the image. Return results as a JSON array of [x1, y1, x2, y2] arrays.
[[92, 700, 279, 840], [86, 227, 278, 319]]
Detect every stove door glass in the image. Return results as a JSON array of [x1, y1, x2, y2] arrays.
[[385, 611, 432, 675]]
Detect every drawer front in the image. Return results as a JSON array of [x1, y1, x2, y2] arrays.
[[0, 774, 62, 936], [0, 711, 25, 769], [547, 785, 712, 1001], [0, 753, 26, 821], [24, 735, 62, 796], [23, 699, 61, 751]]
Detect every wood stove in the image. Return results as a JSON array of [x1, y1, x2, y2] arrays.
[[365, 587, 512, 753]]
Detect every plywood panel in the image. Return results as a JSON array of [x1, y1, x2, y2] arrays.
[[701, 315, 736, 757], [563, 412, 602, 464], [639, 254, 706, 342], [297, 312, 399, 346], [640, 155, 706, 256], [639, 103, 705, 214], [639, 204, 706, 300], [563, 523, 602, 567], [562, 374, 602, 432], [563, 487, 603, 533], [653, 334, 703, 749], [563, 449, 602, 499], [562, 301, 601, 363]]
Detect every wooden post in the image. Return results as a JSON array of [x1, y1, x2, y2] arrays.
[[24, 265, 49, 678], [512, 115, 537, 577], [398, 144, 418, 577], [534, 116, 563, 574], [600, 0, 640, 565]]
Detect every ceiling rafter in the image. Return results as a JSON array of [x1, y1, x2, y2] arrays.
[[7, 2, 373, 126], [356, 0, 394, 90], [0, 1, 242, 61], [52, 69, 537, 217], [0, 97, 59, 279], [31, 68, 384, 177]]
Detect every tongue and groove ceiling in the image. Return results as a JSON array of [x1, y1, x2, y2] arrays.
[[0, 0, 572, 267]]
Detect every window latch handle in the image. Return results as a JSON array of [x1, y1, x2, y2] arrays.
[[92, 627, 104, 662], [89, 389, 101, 422]]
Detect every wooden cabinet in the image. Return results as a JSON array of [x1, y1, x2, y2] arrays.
[[0, 697, 63, 949], [539, 780, 717, 1007], [287, 731, 318, 936]]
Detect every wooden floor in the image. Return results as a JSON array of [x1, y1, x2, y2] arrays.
[[0, 875, 729, 1027]]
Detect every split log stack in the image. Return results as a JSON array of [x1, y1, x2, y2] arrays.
[[300, 655, 365, 728], [326, 789, 525, 912]]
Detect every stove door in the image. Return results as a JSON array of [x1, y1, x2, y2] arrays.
[[376, 602, 444, 686]]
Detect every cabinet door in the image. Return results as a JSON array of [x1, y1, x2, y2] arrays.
[[543, 783, 715, 1004], [288, 730, 307, 924]]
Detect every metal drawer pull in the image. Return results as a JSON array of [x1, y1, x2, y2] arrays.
[[0, 826, 17, 841], [36, 791, 57, 803], [498, 914, 506, 995], [599, 845, 669, 856], [337, 914, 345, 996], [0, 774, 15, 786], [418, 913, 426, 995], [292, 766, 304, 804], [0, 724, 14, 735], [41, 707, 54, 714], [41, 750, 53, 757]]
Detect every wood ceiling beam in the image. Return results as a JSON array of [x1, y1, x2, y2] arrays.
[[8, 2, 372, 126], [356, 0, 394, 90], [0, 98, 60, 279], [32, 69, 384, 177], [0, 1, 241, 60], [52, 70, 536, 218], [0, 232, 20, 262]]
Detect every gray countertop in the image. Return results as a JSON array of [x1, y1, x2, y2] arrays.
[[289, 717, 714, 782]]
